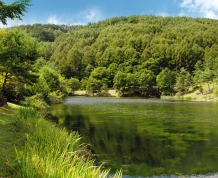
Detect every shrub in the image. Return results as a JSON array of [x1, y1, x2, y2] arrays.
[[22, 94, 48, 109], [47, 90, 64, 104]]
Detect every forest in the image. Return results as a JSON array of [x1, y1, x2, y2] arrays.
[[1, 15, 218, 107]]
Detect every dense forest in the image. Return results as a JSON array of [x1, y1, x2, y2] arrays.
[[1, 15, 218, 107]]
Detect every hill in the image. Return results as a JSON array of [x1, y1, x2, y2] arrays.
[[3, 15, 218, 101]]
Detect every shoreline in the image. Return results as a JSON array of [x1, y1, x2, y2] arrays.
[[0, 104, 122, 177]]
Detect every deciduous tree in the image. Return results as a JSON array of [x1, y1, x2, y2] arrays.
[[0, 28, 38, 101], [156, 68, 175, 95]]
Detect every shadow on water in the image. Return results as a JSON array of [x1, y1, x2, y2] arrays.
[[47, 97, 218, 178]]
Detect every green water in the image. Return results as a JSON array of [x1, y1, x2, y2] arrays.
[[48, 97, 218, 178]]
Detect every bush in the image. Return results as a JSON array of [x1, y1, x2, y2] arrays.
[[22, 94, 48, 109], [47, 90, 64, 104]]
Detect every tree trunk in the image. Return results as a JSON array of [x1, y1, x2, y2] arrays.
[[0, 72, 9, 107], [1, 72, 9, 96], [0, 97, 7, 107]]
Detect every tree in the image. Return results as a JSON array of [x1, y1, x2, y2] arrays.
[[67, 78, 81, 92], [0, 0, 31, 25], [193, 60, 204, 87], [86, 77, 102, 95], [138, 69, 156, 96], [32, 66, 69, 104], [64, 49, 83, 78], [175, 67, 192, 93], [125, 73, 138, 95], [113, 71, 127, 95], [0, 28, 38, 102], [156, 68, 175, 95], [201, 67, 214, 91], [140, 58, 161, 76], [193, 60, 216, 92], [38, 66, 60, 91], [106, 63, 118, 88]]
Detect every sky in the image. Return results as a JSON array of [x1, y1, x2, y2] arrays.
[[1, 0, 218, 27]]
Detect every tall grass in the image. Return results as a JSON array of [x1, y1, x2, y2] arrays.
[[14, 107, 122, 178]]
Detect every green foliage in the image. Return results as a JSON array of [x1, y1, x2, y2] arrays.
[[213, 87, 218, 97], [44, 16, 218, 97], [22, 93, 48, 109], [31, 66, 69, 104], [3, 16, 218, 98], [90, 67, 109, 86], [193, 60, 204, 86], [81, 78, 88, 90], [13, 107, 122, 178], [0, 28, 38, 102], [193, 60, 216, 91], [113, 71, 127, 95], [175, 67, 192, 93], [138, 69, 155, 96], [156, 68, 175, 95], [86, 77, 102, 95], [39, 66, 60, 90], [18, 106, 39, 120], [106, 63, 118, 88], [33, 57, 47, 72], [125, 73, 138, 94], [48, 90, 64, 104], [0, 0, 31, 25], [67, 77, 81, 92]]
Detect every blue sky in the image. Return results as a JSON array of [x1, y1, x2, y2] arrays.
[[1, 0, 218, 27]]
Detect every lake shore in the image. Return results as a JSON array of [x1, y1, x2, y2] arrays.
[[74, 89, 119, 97], [74, 89, 218, 102], [0, 104, 122, 178]]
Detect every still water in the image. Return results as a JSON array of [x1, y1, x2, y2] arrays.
[[48, 97, 218, 178]]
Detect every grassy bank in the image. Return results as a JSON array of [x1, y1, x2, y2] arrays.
[[180, 83, 218, 102], [0, 105, 122, 178], [0, 103, 23, 177], [161, 83, 218, 102]]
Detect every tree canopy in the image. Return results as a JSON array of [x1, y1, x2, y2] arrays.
[[0, 0, 31, 25], [45, 16, 218, 96], [0, 28, 38, 101], [2, 15, 218, 103]]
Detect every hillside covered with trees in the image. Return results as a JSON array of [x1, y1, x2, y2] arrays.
[[1, 15, 218, 106]]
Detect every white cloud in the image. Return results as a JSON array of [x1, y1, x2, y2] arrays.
[[67, 8, 104, 25], [47, 15, 60, 24], [0, 7, 104, 27], [180, 0, 218, 19], [0, 16, 48, 27], [84, 9, 102, 22], [0, 18, 37, 28], [75, 8, 103, 24], [46, 8, 103, 26], [0, 19, 16, 28]]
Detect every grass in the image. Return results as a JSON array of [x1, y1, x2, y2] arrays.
[[0, 103, 24, 177], [0, 104, 122, 178], [179, 83, 218, 101]]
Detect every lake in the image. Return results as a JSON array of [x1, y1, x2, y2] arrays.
[[48, 97, 218, 178]]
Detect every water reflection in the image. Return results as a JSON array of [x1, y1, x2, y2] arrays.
[[48, 97, 218, 177]]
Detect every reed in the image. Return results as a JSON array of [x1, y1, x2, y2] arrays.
[[14, 107, 122, 178]]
